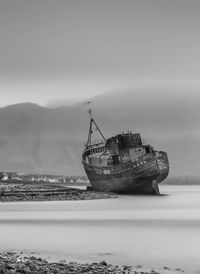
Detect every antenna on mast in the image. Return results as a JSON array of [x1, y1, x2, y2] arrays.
[[84, 100, 106, 147], [84, 100, 93, 119]]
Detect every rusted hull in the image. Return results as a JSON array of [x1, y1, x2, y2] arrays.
[[83, 159, 162, 194]]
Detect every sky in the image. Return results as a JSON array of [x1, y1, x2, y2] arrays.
[[0, 0, 200, 106]]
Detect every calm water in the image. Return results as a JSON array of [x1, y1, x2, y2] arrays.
[[0, 185, 200, 273]]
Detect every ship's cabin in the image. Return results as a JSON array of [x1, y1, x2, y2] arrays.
[[83, 131, 154, 167]]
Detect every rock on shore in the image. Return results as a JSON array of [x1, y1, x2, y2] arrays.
[[0, 252, 145, 274], [0, 252, 185, 274]]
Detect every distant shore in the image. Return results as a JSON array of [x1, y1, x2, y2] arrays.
[[0, 180, 117, 202], [0, 251, 185, 274]]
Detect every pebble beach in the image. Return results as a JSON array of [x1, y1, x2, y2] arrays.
[[0, 252, 184, 274]]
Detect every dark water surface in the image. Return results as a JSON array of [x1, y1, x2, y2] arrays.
[[0, 185, 200, 273]]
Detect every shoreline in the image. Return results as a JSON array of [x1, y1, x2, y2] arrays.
[[0, 251, 185, 274], [0, 190, 118, 202], [0, 181, 118, 202]]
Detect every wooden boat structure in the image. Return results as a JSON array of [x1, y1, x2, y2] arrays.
[[82, 104, 169, 194]]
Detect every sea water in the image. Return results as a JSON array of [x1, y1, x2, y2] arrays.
[[0, 185, 200, 273]]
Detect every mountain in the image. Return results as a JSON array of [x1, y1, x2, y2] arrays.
[[0, 88, 199, 176], [0, 103, 85, 175]]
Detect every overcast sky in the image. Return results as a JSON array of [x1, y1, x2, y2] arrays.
[[0, 0, 200, 106]]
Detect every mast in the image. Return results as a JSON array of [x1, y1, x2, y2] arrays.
[[84, 101, 106, 148]]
